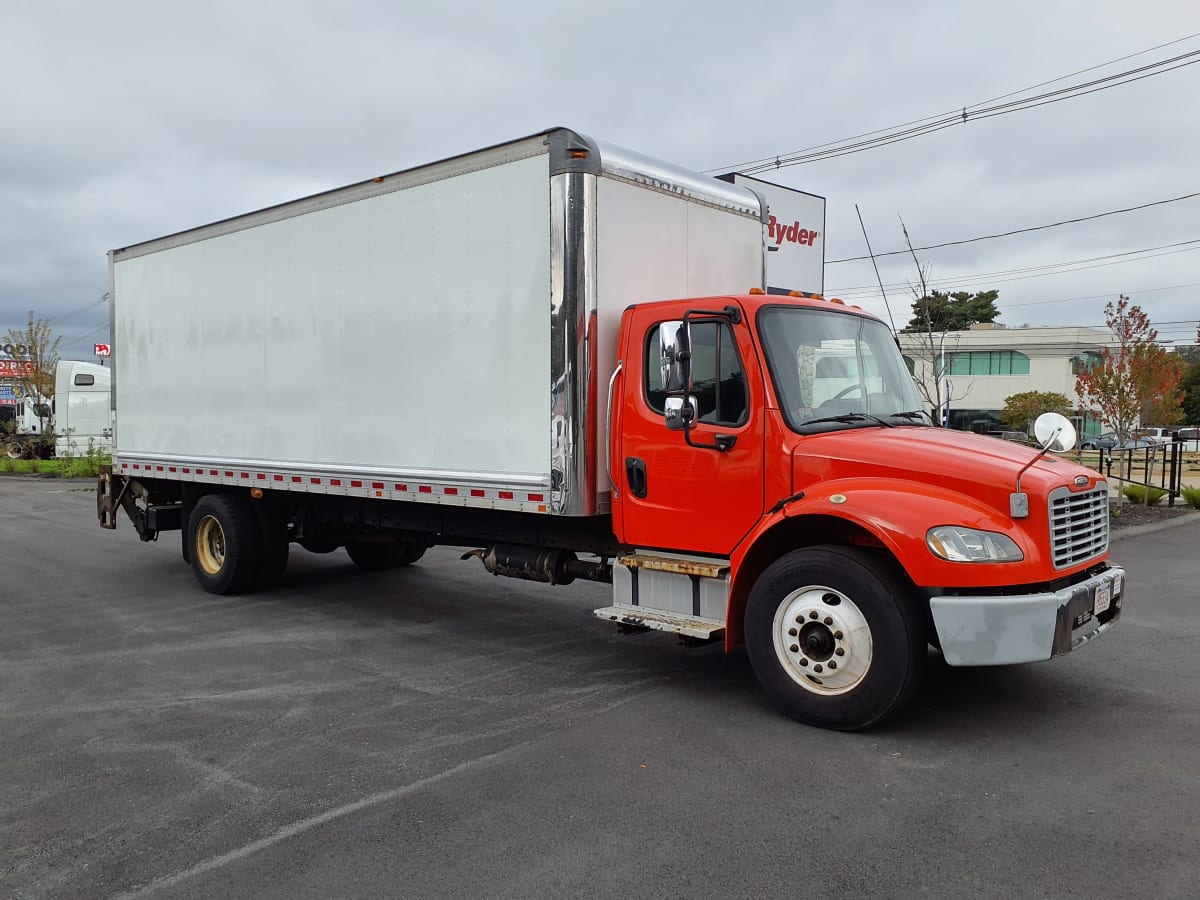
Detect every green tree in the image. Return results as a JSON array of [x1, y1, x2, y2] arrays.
[[999, 390, 1073, 434], [901, 290, 1000, 333], [1075, 295, 1183, 440], [3, 312, 61, 435]]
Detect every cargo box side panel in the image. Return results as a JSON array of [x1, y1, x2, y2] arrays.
[[114, 153, 552, 483], [593, 177, 764, 495]]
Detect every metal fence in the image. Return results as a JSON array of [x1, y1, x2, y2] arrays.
[[1095, 442, 1187, 506]]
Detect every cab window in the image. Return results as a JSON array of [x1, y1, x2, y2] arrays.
[[645, 322, 748, 427]]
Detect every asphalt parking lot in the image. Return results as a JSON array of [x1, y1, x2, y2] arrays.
[[2, 478, 1198, 899]]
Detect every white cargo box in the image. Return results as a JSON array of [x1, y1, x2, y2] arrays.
[[110, 129, 767, 516]]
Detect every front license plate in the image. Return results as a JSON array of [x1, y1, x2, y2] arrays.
[[1094, 580, 1112, 615]]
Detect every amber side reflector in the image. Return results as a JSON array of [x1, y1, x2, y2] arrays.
[[570, 150, 588, 159], [748, 287, 765, 294], [372, 177, 384, 183], [250, 487, 263, 499]]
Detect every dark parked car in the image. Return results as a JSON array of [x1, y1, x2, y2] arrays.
[[1080, 431, 1119, 450]]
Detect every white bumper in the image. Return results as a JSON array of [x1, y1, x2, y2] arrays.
[[930, 566, 1125, 666]]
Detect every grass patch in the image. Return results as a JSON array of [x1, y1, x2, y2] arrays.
[[1182, 486, 1200, 510], [1122, 484, 1168, 505], [0, 453, 111, 477]]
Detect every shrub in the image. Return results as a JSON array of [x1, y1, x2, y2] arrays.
[[1182, 486, 1200, 511], [1122, 484, 1167, 505]]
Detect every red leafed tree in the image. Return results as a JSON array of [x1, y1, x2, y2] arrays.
[[1075, 295, 1183, 440]]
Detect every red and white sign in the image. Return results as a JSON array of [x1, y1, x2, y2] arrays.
[[0, 360, 36, 378], [727, 173, 826, 295], [94, 343, 112, 358]]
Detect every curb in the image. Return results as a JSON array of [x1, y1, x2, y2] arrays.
[[1110, 512, 1200, 541]]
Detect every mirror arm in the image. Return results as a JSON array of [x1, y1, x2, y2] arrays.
[[684, 429, 737, 453]]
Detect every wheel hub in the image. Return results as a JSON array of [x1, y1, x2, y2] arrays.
[[799, 622, 835, 660], [195, 515, 227, 576], [773, 585, 873, 696]]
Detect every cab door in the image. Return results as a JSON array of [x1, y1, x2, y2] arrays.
[[614, 304, 765, 555]]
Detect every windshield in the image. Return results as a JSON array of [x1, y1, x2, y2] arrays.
[[758, 306, 927, 432]]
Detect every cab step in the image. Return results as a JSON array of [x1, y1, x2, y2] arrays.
[[593, 606, 725, 640]]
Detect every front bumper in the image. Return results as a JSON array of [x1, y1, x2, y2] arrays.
[[930, 566, 1124, 666]]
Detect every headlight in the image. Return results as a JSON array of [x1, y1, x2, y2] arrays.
[[927, 526, 1024, 562]]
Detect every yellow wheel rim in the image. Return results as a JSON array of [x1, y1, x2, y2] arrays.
[[195, 515, 226, 575]]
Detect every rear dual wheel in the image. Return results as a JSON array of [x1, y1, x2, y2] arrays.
[[745, 546, 925, 731], [345, 541, 425, 571], [188, 494, 290, 594]]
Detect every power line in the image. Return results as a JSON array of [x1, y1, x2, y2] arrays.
[[826, 190, 1200, 264], [827, 239, 1200, 297], [715, 44, 1200, 173], [50, 293, 108, 327], [60, 322, 109, 348], [707, 32, 1200, 174], [1000, 282, 1200, 308]]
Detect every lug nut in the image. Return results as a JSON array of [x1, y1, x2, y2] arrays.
[[828, 660, 837, 669], [835, 648, 845, 656], [799, 658, 808, 667], [788, 627, 798, 636], [823, 616, 833, 626], [796, 615, 804, 624], [809, 611, 819, 620], [789, 644, 799, 653], [813, 664, 823, 673], [834, 630, 844, 640]]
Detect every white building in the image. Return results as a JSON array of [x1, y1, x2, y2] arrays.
[[898, 323, 1118, 438]]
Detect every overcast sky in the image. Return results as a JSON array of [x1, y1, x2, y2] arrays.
[[2, 0, 1198, 361]]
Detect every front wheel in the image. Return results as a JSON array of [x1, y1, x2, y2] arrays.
[[745, 546, 924, 731]]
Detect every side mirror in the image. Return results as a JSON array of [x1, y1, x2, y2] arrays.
[[658, 320, 692, 393], [664, 396, 698, 431], [1034, 412, 1077, 452]]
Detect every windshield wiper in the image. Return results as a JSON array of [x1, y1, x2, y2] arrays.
[[801, 412, 896, 429], [888, 410, 930, 423]]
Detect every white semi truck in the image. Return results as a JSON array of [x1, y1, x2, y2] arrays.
[[97, 129, 1124, 729], [1, 361, 111, 459]]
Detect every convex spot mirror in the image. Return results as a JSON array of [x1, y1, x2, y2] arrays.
[[1034, 412, 1077, 452], [664, 396, 698, 431]]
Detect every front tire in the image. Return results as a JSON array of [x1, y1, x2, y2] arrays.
[[745, 546, 924, 731], [187, 494, 262, 594]]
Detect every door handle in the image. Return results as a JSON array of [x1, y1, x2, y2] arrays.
[[625, 457, 648, 499]]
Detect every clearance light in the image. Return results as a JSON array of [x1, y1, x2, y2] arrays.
[[250, 487, 264, 499], [828, 297, 845, 305], [927, 526, 1023, 562], [748, 287, 765, 294], [569, 150, 588, 159]]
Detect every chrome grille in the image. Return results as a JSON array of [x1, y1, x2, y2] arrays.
[[1048, 484, 1109, 569]]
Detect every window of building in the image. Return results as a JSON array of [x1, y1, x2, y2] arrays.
[[947, 350, 1030, 376], [1071, 352, 1103, 375]]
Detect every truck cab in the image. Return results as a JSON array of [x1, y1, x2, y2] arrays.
[[603, 291, 1122, 728]]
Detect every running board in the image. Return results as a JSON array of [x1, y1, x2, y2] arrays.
[[593, 606, 725, 640]]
